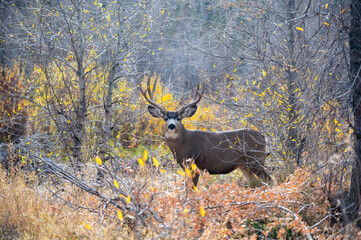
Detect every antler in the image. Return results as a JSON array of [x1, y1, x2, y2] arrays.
[[176, 82, 205, 114], [140, 75, 167, 114]]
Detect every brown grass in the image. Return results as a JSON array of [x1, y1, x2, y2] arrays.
[[0, 170, 129, 239], [0, 164, 356, 239]]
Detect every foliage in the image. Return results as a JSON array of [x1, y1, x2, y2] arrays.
[[0, 0, 359, 238], [0, 155, 353, 239], [0, 170, 124, 239], [0, 64, 27, 143]]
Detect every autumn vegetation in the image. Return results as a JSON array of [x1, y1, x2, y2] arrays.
[[0, 152, 347, 239], [0, 64, 354, 239], [1, 0, 361, 239]]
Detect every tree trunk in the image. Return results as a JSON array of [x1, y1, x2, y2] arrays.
[[348, 0, 361, 227], [286, 0, 299, 168], [72, 3, 86, 170], [97, 64, 117, 180]]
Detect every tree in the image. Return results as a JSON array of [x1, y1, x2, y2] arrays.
[[348, 0, 361, 226]]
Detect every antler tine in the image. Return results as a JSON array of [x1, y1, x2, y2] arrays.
[[194, 81, 204, 98], [140, 75, 167, 113], [146, 74, 153, 98], [177, 82, 205, 114], [151, 78, 158, 99], [145, 74, 159, 100]]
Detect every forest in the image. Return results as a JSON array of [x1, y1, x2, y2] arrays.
[[0, 0, 361, 239]]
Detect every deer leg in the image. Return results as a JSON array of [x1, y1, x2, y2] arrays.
[[192, 172, 200, 186], [239, 166, 257, 182], [250, 163, 271, 181], [254, 168, 272, 183]]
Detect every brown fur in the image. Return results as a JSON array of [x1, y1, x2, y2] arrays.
[[164, 122, 271, 186]]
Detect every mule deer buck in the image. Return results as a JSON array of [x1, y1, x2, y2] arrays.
[[140, 76, 272, 186]]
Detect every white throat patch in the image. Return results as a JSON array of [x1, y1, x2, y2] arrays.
[[165, 131, 179, 140]]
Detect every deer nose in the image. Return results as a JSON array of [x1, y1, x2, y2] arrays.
[[168, 124, 176, 130]]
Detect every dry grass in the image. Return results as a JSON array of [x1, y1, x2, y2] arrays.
[[0, 162, 356, 239], [0, 170, 129, 239]]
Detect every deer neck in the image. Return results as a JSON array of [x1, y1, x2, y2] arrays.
[[165, 125, 193, 163]]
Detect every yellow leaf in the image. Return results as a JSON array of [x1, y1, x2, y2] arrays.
[[114, 180, 119, 188], [127, 196, 131, 203], [177, 170, 185, 176], [138, 158, 145, 167], [143, 150, 148, 161], [193, 186, 199, 192], [95, 156, 102, 165], [159, 168, 166, 173], [296, 27, 304, 31], [184, 208, 189, 213], [66, 55, 73, 61], [191, 163, 197, 171], [152, 156, 159, 168], [81, 221, 92, 230], [200, 206, 205, 217], [325, 3, 328, 9], [117, 210, 123, 220], [185, 168, 191, 177], [262, 69, 266, 77], [324, 22, 329, 26]]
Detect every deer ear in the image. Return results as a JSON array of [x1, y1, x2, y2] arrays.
[[148, 106, 165, 118], [180, 105, 198, 118]]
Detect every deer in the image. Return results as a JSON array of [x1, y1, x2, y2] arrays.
[[140, 76, 272, 186]]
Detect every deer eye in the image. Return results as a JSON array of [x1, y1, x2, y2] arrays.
[[164, 117, 168, 121], [177, 117, 181, 121]]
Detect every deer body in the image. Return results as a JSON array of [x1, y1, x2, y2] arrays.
[[164, 118, 270, 185], [140, 76, 271, 186], [166, 128, 267, 173]]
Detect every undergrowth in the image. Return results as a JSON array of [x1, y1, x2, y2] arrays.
[[0, 160, 354, 239]]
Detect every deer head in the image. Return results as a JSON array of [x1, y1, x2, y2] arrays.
[[140, 75, 204, 137]]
